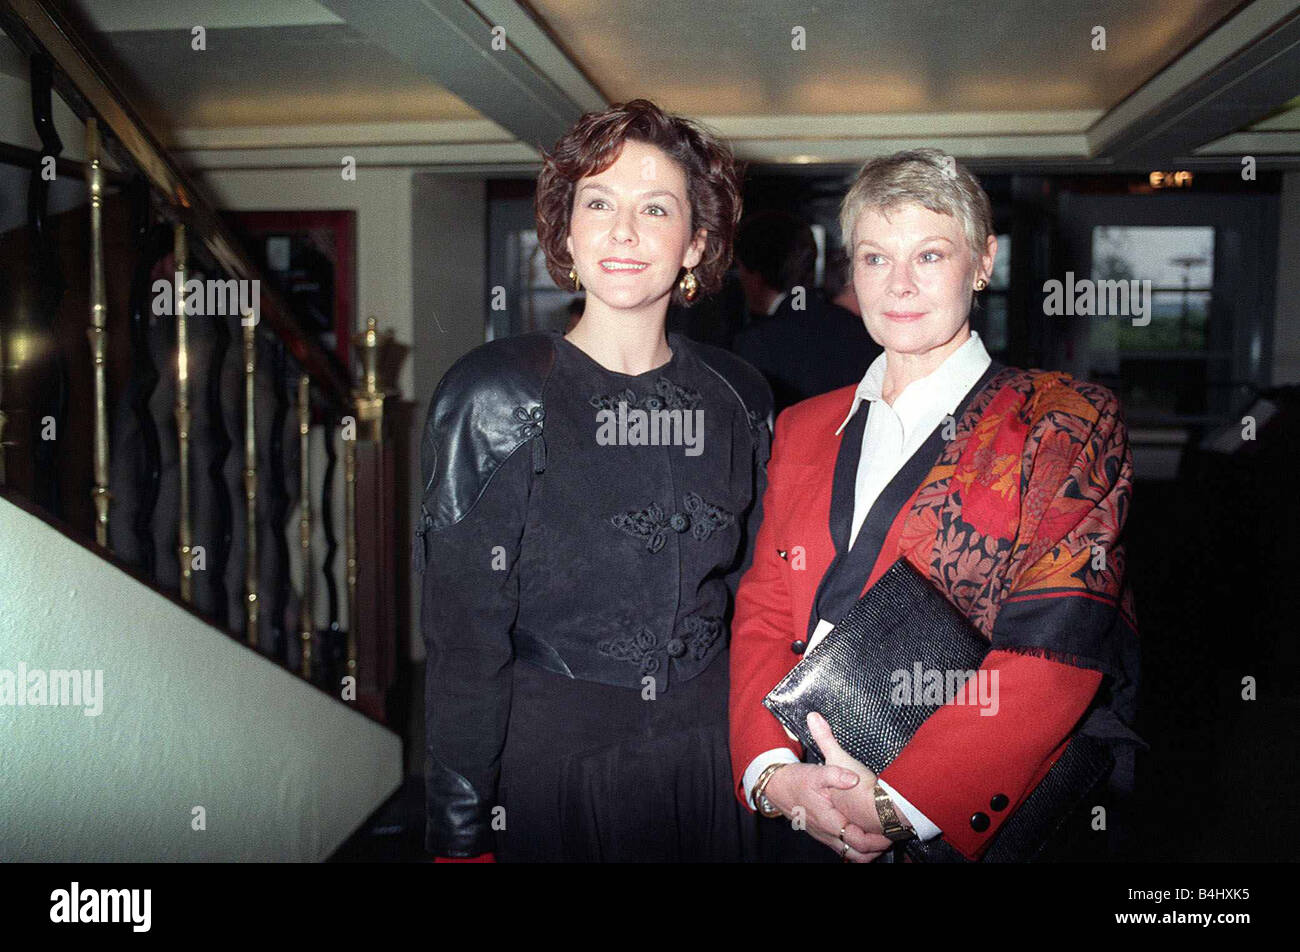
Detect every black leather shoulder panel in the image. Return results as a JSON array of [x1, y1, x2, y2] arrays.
[[419, 332, 556, 530], [690, 340, 774, 429]]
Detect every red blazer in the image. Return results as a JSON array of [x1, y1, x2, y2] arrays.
[[730, 370, 1137, 861]]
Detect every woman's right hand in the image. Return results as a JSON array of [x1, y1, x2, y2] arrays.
[[764, 764, 893, 862]]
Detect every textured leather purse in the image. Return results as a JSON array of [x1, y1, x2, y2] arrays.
[[763, 557, 1114, 863]]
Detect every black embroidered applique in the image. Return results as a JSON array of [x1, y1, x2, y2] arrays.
[[597, 627, 661, 676], [512, 404, 545, 440], [651, 377, 703, 410], [682, 492, 734, 541], [680, 615, 723, 660], [611, 494, 734, 552], [589, 376, 702, 412], [610, 502, 673, 553], [589, 387, 639, 412], [598, 617, 720, 675]]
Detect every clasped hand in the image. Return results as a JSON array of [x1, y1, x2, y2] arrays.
[[761, 711, 896, 863]]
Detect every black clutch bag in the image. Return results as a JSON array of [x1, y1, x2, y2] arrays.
[[762, 558, 1114, 863]]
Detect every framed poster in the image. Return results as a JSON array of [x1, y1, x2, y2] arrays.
[[224, 210, 357, 372]]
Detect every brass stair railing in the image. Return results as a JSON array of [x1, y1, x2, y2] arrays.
[[0, 0, 408, 725]]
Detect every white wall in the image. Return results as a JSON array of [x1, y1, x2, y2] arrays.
[[0, 494, 402, 861]]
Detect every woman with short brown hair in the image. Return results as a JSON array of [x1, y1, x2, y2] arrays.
[[415, 99, 770, 861], [535, 98, 740, 307]]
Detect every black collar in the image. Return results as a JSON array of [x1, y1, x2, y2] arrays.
[[808, 360, 1005, 639]]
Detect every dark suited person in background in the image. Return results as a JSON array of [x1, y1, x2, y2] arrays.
[[732, 212, 881, 412], [733, 209, 817, 324], [666, 269, 748, 349]]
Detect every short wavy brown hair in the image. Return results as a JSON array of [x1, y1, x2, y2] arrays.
[[535, 99, 742, 308]]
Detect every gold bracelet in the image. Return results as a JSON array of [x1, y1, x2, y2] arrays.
[[873, 782, 915, 842], [753, 762, 788, 818]]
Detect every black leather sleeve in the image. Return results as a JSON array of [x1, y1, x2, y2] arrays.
[[418, 446, 529, 856], [414, 334, 553, 857]]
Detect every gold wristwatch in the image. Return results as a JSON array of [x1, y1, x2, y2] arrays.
[[873, 782, 915, 842], [752, 762, 787, 818]]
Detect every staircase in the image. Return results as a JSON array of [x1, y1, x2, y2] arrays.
[[0, 490, 402, 861], [0, 1, 410, 861]]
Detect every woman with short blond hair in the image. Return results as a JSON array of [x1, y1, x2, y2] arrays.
[[730, 149, 1143, 863]]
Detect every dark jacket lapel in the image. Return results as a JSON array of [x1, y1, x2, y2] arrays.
[[807, 360, 1004, 637]]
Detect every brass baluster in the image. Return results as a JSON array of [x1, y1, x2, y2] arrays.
[[174, 223, 192, 601], [343, 411, 357, 684], [298, 374, 313, 678], [344, 316, 394, 687], [243, 318, 259, 647], [86, 118, 111, 546], [346, 315, 387, 685]]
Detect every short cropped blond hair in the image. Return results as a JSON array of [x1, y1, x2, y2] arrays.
[[839, 149, 993, 262]]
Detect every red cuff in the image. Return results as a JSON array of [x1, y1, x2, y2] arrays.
[[880, 650, 1101, 860]]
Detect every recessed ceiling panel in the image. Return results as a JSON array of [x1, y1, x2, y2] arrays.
[[529, 0, 1243, 115], [82, 22, 483, 129]]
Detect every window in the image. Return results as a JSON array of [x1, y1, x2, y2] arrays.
[[487, 188, 584, 341], [976, 234, 1011, 354], [1087, 224, 1224, 426], [1091, 226, 1215, 351]]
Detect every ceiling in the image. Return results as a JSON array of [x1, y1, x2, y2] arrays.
[[87, 23, 483, 128], [10, 0, 1300, 171], [529, 0, 1241, 115]]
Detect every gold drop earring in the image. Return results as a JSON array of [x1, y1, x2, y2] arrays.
[[974, 278, 988, 291], [679, 268, 699, 302], [568, 267, 581, 291]]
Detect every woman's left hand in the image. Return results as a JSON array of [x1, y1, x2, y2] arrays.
[[806, 712, 895, 862]]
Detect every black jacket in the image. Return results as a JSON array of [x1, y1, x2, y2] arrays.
[[732, 289, 881, 412], [413, 330, 772, 856]]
